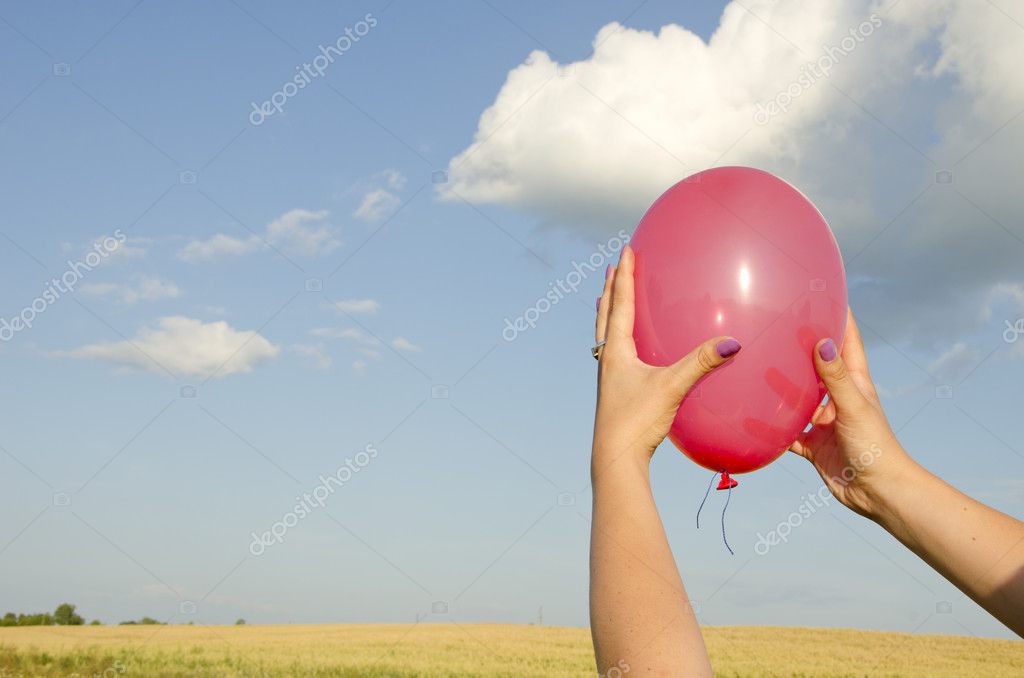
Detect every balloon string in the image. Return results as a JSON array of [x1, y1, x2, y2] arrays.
[[721, 480, 734, 555], [695, 470, 718, 529]]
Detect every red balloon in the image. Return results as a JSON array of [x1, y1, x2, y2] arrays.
[[630, 167, 847, 476]]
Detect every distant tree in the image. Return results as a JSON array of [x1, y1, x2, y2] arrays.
[[235, 618, 246, 625], [54, 603, 84, 626], [1, 613, 16, 627], [138, 617, 161, 625], [17, 613, 54, 626], [89, 619, 102, 625]]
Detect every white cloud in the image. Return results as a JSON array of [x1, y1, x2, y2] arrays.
[[265, 209, 339, 256], [352, 359, 367, 374], [178, 233, 260, 262], [310, 327, 347, 339], [379, 169, 407, 191], [391, 337, 421, 352], [63, 316, 280, 379], [928, 342, 980, 384], [81, 276, 182, 305], [291, 343, 332, 369], [179, 209, 338, 261], [102, 236, 149, 263], [353, 188, 400, 222], [311, 326, 397, 371], [64, 235, 148, 263], [442, 0, 1024, 352], [441, 2, 853, 226], [351, 170, 406, 222], [329, 299, 380, 314]]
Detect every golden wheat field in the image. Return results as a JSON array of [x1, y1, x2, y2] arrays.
[[0, 623, 1021, 677]]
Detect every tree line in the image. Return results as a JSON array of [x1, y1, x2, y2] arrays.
[[0, 603, 164, 627], [0, 603, 247, 627]]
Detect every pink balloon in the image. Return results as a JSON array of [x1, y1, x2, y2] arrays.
[[630, 167, 847, 477]]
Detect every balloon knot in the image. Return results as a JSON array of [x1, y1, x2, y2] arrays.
[[716, 471, 738, 491]]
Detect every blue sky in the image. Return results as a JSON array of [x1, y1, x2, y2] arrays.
[[1, 0, 1022, 641]]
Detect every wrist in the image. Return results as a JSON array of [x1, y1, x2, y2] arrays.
[[591, 441, 652, 486], [859, 444, 925, 524]]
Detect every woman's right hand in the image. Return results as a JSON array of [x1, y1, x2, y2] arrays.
[[790, 308, 917, 520], [794, 308, 1024, 638]]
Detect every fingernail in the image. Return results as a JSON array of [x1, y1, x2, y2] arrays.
[[595, 296, 601, 312], [605, 264, 613, 279], [716, 338, 741, 358], [818, 338, 837, 362]]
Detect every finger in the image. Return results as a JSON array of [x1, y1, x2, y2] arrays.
[[841, 307, 870, 376], [665, 335, 741, 395], [840, 308, 882, 402], [607, 246, 636, 346], [813, 337, 868, 414], [790, 421, 831, 461], [789, 439, 810, 461], [595, 265, 615, 343]]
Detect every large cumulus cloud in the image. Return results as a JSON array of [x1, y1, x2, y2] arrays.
[[441, 0, 1024, 354]]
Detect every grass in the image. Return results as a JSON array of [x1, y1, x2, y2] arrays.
[[0, 623, 1020, 677]]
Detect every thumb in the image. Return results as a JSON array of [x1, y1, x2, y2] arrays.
[[666, 336, 741, 396], [813, 338, 867, 413]]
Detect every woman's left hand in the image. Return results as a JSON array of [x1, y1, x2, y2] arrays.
[[592, 245, 741, 476]]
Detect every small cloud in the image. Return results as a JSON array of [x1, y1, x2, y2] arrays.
[[179, 209, 337, 262], [311, 325, 410, 372], [291, 343, 332, 369], [61, 316, 279, 379], [178, 233, 260, 262], [379, 169, 406, 191], [353, 189, 400, 222], [340, 328, 380, 344], [310, 327, 347, 339], [329, 299, 380, 315], [265, 209, 339, 256], [928, 342, 980, 384], [102, 236, 150, 263], [311, 327, 378, 343], [81, 276, 181, 304], [66, 234, 148, 263], [313, 326, 383, 349], [352, 359, 367, 374], [391, 337, 421, 352]]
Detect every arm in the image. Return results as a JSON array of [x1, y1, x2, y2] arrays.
[[590, 246, 739, 675], [792, 309, 1024, 636]]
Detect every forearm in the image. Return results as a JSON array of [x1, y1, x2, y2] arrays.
[[869, 453, 1024, 636], [589, 447, 712, 676]]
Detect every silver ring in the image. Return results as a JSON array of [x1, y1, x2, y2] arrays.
[[591, 340, 606, 361]]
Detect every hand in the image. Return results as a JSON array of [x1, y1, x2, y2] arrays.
[[790, 308, 916, 519], [592, 246, 741, 476]]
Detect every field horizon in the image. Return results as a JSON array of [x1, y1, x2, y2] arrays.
[[1, 622, 1021, 677]]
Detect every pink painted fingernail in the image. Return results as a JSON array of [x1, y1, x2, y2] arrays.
[[605, 264, 613, 279], [818, 338, 837, 362], [716, 338, 741, 358]]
